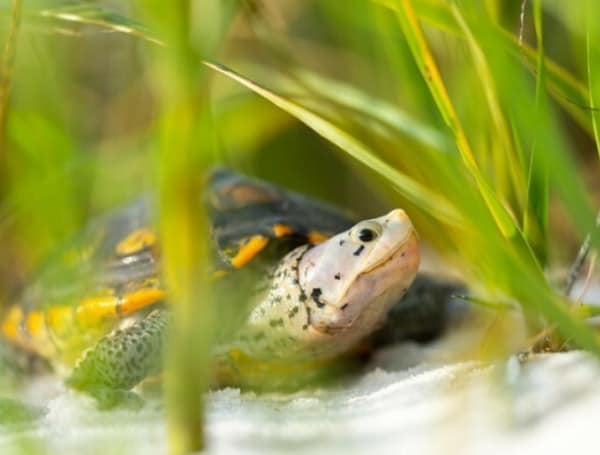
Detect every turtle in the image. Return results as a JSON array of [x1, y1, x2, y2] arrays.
[[0, 169, 461, 408]]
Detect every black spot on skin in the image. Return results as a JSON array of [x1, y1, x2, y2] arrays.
[[401, 252, 405, 257], [311, 288, 326, 308], [339, 239, 345, 246], [353, 245, 365, 256], [286, 294, 291, 300], [334, 273, 341, 280], [269, 318, 284, 328], [341, 303, 349, 310], [288, 306, 299, 318], [299, 292, 307, 302], [302, 324, 308, 330]]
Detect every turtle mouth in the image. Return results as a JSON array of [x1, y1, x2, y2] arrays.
[[361, 236, 410, 275]]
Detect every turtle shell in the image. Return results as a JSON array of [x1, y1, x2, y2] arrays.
[[209, 168, 353, 270], [1, 169, 353, 366]]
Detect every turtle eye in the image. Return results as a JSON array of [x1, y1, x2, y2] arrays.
[[350, 221, 382, 243]]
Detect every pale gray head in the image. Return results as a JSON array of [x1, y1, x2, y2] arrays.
[[242, 209, 420, 361], [298, 209, 419, 341]]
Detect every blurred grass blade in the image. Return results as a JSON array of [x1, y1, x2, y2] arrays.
[[375, 0, 594, 136], [570, 0, 600, 296], [205, 61, 462, 225], [137, 0, 231, 452], [291, 68, 452, 153], [0, 0, 22, 145], [391, 0, 516, 238], [236, 61, 453, 152], [34, 3, 164, 45], [523, 0, 549, 266], [450, 3, 527, 222], [587, 0, 600, 152], [447, 0, 598, 262]]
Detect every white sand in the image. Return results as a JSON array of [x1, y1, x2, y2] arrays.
[[2, 344, 600, 455], [2, 280, 600, 454]]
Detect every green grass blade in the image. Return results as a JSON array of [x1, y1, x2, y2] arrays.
[[232, 62, 453, 153], [36, 4, 164, 46], [523, 0, 549, 266], [135, 1, 233, 452], [587, 0, 600, 153], [450, 3, 527, 223], [390, 0, 517, 238], [205, 61, 462, 226], [291, 68, 452, 153], [376, 0, 594, 136], [0, 0, 22, 144]]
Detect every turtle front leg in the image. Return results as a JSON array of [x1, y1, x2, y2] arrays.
[[67, 309, 169, 410], [369, 275, 468, 346]]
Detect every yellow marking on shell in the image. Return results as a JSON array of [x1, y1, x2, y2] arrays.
[[1, 306, 23, 342], [230, 235, 269, 268], [26, 311, 47, 341], [24, 311, 58, 357], [75, 295, 120, 327], [119, 288, 167, 315], [308, 230, 329, 244], [272, 223, 293, 238], [2, 307, 55, 357], [116, 228, 157, 256], [46, 305, 75, 337]]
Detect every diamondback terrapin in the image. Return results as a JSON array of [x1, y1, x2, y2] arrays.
[[0, 169, 458, 407]]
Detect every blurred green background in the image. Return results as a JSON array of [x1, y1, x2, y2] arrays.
[[2, 0, 600, 445], [0, 1, 599, 319]]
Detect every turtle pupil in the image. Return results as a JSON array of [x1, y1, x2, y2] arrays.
[[358, 228, 375, 242]]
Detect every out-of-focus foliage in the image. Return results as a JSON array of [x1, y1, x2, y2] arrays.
[[2, 0, 600, 450]]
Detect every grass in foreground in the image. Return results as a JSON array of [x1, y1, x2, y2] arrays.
[[1, 0, 600, 453]]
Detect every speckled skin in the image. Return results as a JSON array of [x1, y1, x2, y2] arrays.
[[68, 310, 169, 392], [237, 210, 419, 362]]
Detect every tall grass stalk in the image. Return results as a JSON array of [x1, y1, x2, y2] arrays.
[[0, 0, 21, 145], [392, 0, 518, 240], [523, 0, 549, 266], [136, 1, 224, 452]]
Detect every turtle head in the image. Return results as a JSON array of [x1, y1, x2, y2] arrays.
[[298, 209, 419, 343]]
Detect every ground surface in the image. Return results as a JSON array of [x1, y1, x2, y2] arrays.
[[2, 281, 600, 454], [2, 342, 600, 455]]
